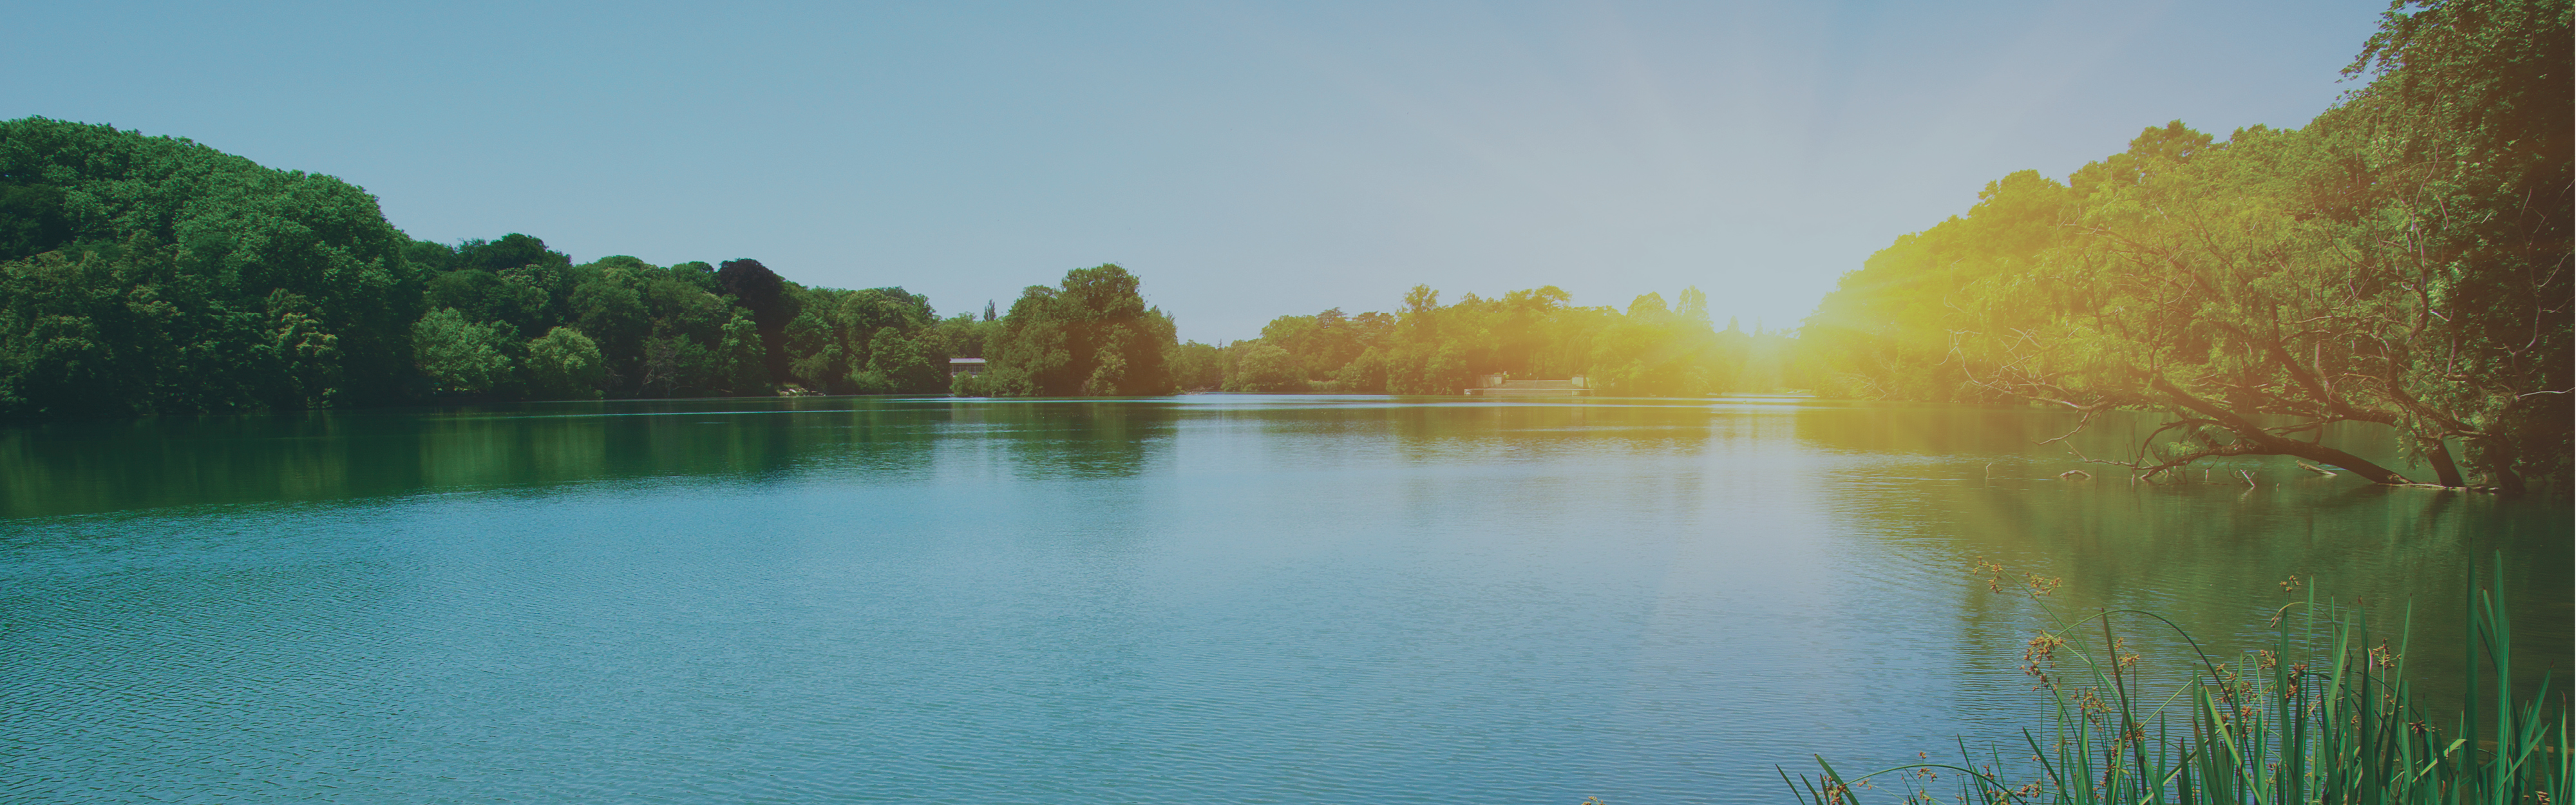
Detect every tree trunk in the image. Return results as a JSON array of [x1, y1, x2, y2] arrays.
[[2151, 376, 2420, 486], [2470, 434, 2528, 495], [2419, 437, 2466, 488]]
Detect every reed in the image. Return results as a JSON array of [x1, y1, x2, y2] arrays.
[[1786, 555, 2568, 805]]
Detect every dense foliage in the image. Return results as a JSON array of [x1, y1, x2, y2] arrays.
[[1799, 0, 2570, 491], [0, 117, 418, 415], [0, 117, 1118, 417], [960, 264, 1178, 396], [8, 0, 2557, 452], [1200, 285, 1803, 395]]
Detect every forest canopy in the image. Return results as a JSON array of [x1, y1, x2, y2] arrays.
[[0, 0, 2561, 497], [1797, 0, 2571, 491], [0, 117, 1148, 417], [1180, 285, 1803, 397]]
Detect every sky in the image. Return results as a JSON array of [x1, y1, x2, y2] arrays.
[[4, 1, 2387, 343]]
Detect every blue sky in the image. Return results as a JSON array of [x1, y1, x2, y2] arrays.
[[6, 1, 2383, 342]]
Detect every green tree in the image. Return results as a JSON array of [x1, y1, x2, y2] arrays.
[[1797, 0, 2570, 491], [716, 258, 795, 384], [0, 118, 982, 413], [983, 264, 1177, 396], [854, 326, 945, 393], [2322, 0, 2572, 490], [936, 311, 1001, 361], [526, 326, 605, 399], [412, 308, 513, 396], [1230, 283, 1748, 397], [0, 118, 417, 416], [1168, 341, 1223, 391], [714, 308, 770, 395], [1331, 347, 1389, 393], [1224, 343, 1304, 392]]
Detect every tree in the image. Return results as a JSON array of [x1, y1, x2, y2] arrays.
[[714, 308, 770, 395], [0, 118, 416, 417], [0, 118, 989, 415], [982, 264, 1177, 396], [0, 251, 140, 417], [1797, 0, 2571, 491], [936, 311, 1001, 361], [1168, 341, 1223, 391], [856, 326, 945, 393], [717, 258, 795, 384], [1332, 347, 1390, 393], [569, 271, 649, 389], [1218, 283, 1750, 397], [1224, 343, 1303, 392], [412, 308, 513, 396], [2322, 0, 2572, 491], [526, 326, 605, 399]]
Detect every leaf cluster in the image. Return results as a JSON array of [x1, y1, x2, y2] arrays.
[[1797, 0, 2570, 491]]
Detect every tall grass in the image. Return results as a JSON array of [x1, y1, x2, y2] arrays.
[[1786, 555, 2568, 805]]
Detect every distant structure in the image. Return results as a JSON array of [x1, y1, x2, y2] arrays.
[[1463, 374, 1591, 396], [948, 357, 987, 378]]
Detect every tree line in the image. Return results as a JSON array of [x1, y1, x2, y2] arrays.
[[1175, 286, 1804, 396], [0, 116, 1182, 419], [0, 113, 1807, 419], [2, 0, 2561, 495], [1797, 0, 2569, 491]]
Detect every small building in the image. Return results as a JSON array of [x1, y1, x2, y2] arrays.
[[1463, 374, 1591, 396], [948, 357, 988, 377]]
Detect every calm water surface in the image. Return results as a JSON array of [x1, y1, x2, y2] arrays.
[[3, 396, 2566, 803]]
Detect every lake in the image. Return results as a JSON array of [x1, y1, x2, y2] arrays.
[[3, 395, 2565, 803]]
